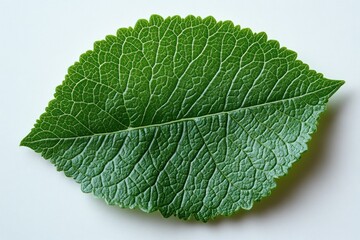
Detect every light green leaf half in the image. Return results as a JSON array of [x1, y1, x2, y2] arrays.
[[21, 15, 344, 221]]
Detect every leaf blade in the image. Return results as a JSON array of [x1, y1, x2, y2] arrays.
[[21, 15, 344, 221]]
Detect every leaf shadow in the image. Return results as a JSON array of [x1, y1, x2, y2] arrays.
[[208, 100, 345, 224]]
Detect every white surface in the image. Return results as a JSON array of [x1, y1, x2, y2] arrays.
[[0, 0, 359, 239]]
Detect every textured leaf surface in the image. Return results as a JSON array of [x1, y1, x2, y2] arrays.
[[21, 15, 343, 221]]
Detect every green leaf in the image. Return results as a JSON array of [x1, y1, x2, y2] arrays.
[[21, 15, 344, 221]]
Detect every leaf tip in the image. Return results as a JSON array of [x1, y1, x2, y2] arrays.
[[329, 78, 345, 94], [337, 79, 346, 86], [19, 134, 30, 147]]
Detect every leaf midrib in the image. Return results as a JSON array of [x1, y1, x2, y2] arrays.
[[27, 83, 339, 143]]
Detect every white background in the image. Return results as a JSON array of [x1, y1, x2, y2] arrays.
[[1, 0, 359, 239]]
